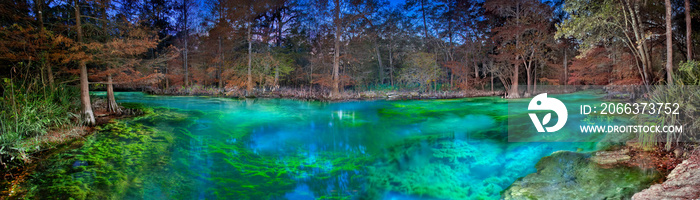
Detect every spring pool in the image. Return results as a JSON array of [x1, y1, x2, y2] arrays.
[[26, 92, 620, 199]]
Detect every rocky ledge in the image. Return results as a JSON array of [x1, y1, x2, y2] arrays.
[[591, 149, 632, 165], [632, 150, 700, 200], [502, 151, 660, 200]]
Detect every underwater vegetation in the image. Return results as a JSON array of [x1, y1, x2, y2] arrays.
[[16, 92, 662, 199], [20, 104, 372, 199], [502, 151, 660, 199], [22, 117, 177, 199], [363, 135, 596, 199]]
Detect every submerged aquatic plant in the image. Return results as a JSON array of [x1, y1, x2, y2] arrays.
[[365, 136, 514, 199], [17, 91, 636, 199], [21, 105, 373, 199], [23, 110, 178, 199]]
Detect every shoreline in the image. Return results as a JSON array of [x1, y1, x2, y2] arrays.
[[0, 99, 144, 197], [132, 84, 639, 102], [4, 91, 695, 199], [141, 87, 507, 102]]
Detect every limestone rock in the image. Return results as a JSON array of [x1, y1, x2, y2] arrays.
[[591, 149, 631, 165], [502, 151, 660, 200], [632, 152, 700, 200]]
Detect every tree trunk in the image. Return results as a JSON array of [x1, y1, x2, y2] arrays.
[[219, 36, 224, 91], [510, 63, 520, 98], [686, 0, 692, 61], [309, 56, 314, 86], [539, 64, 544, 90], [75, 0, 95, 125], [35, 0, 54, 89], [277, 12, 283, 47], [265, 52, 271, 89], [107, 74, 120, 113], [622, 0, 650, 86], [275, 61, 279, 89], [184, 38, 188, 87], [79, 62, 95, 125], [331, 0, 340, 97], [524, 50, 535, 95], [433, 78, 437, 91], [534, 64, 541, 93], [563, 49, 568, 85], [509, 2, 521, 98], [247, 22, 253, 95], [665, 0, 674, 84], [183, 0, 189, 87], [271, 48, 278, 89], [375, 44, 383, 84], [473, 60, 479, 79], [40, 64, 45, 87], [464, 61, 469, 90], [464, 51, 471, 90], [47, 63, 54, 87], [475, 42, 481, 78], [101, 0, 119, 114], [165, 65, 169, 89], [389, 38, 394, 87], [525, 64, 531, 95], [448, 12, 454, 62], [489, 59, 494, 92], [636, 2, 651, 85], [34, 0, 44, 31], [619, 0, 650, 92], [275, 10, 282, 90]]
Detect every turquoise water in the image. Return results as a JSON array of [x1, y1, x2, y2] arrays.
[[27, 92, 617, 199]]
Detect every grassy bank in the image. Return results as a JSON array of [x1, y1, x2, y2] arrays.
[[0, 77, 147, 196], [0, 78, 82, 165], [0, 78, 89, 194]]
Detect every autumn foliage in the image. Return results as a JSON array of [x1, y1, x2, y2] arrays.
[[568, 46, 642, 85]]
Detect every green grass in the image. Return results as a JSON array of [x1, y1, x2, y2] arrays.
[[0, 77, 81, 165]]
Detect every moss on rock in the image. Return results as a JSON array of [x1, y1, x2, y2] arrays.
[[502, 151, 661, 200]]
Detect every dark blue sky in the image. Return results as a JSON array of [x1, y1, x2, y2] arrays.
[[389, 0, 406, 7]]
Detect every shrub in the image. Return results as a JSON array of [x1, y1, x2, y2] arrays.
[[0, 77, 80, 165], [641, 60, 700, 150]]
